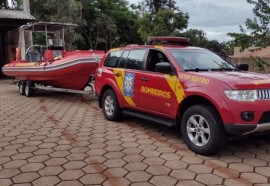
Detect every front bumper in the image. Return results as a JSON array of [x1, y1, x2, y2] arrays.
[[224, 122, 270, 135]]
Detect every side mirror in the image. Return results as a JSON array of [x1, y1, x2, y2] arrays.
[[237, 63, 249, 71], [155, 62, 172, 74]]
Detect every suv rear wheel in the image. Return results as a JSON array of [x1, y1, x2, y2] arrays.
[[102, 89, 122, 121], [181, 104, 227, 155]]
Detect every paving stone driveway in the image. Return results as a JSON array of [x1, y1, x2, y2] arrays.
[[0, 79, 270, 186]]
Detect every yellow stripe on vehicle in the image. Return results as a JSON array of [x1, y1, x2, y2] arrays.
[[110, 48, 120, 52], [154, 45, 164, 51], [164, 75, 185, 103], [113, 69, 136, 106]]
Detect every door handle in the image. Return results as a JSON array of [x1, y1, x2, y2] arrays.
[[114, 73, 120, 77], [140, 77, 149, 82]]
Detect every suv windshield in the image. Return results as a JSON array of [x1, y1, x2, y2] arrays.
[[169, 49, 236, 71]]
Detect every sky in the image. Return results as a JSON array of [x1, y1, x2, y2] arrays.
[[127, 0, 255, 42]]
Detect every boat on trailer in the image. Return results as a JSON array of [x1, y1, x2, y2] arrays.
[[2, 22, 104, 97]]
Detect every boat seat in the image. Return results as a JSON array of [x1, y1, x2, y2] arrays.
[[26, 49, 41, 62]]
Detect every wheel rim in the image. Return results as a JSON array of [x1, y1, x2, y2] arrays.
[[186, 114, 210, 147], [104, 95, 114, 116], [25, 84, 29, 95], [19, 83, 24, 94]]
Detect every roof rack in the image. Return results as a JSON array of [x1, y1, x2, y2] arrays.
[[147, 36, 190, 46]]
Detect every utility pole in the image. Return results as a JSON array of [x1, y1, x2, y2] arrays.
[[20, 0, 32, 60], [23, 0, 30, 13]]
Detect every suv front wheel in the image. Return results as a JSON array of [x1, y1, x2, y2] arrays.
[[181, 104, 227, 155], [102, 89, 122, 121]]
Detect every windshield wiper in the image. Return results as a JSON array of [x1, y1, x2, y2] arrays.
[[210, 68, 237, 71], [184, 68, 209, 72]]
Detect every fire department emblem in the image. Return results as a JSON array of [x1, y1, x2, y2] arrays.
[[124, 73, 135, 97]]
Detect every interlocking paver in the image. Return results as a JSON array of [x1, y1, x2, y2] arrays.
[[103, 159, 126, 168], [32, 176, 60, 186], [229, 163, 253, 172], [176, 180, 204, 186], [150, 175, 177, 186], [103, 168, 128, 177], [66, 153, 87, 161], [56, 180, 83, 186], [0, 169, 20, 178], [146, 165, 170, 175], [20, 163, 45, 172], [4, 160, 27, 169], [130, 183, 153, 186], [0, 157, 11, 164], [63, 161, 86, 169], [241, 173, 268, 184], [103, 177, 131, 186], [143, 157, 165, 166], [1, 80, 270, 186], [44, 158, 68, 166], [164, 160, 188, 170], [12, 153, 33, 160], [243, 158, 267, 167], [82, 164, 107, 173], [0, 179, 12, 186], [12, 172, 40, 183], [123, 154, 144, 162], [59, 170, 85, 180], [124, 162, 148, 171], [104, 151, 125, 159], [188, 164, 213, 174], [170, 169, 196, 180], [140, 150, 161, 157], [80, 173, 106, 185], [126, 171, 152, 182], [39, 166, 64, 176], [195, 174, 223, 185], [85, 155, 107, 164], [224, 178, 253, 186]]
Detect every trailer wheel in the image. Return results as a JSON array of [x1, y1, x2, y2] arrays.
[[181, 104, 227, 155], [19, 81, 25, 95], [25, 81, 34, 97], [102, 89, 122, 121]]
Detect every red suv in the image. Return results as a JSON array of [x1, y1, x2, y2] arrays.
[[95, 37, 270, 155]]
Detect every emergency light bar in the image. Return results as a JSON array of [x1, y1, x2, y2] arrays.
[[147, 36, 190, 46]]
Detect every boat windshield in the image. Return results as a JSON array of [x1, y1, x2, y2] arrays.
[[168, 49, 236, 72]]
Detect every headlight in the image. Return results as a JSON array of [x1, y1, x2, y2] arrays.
[[224, 90, 258, 102]]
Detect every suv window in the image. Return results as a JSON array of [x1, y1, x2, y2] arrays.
[[104, 50, 122, 67], [123, 49, 146, 70], [146, 49, 170, 72], [118, 50, 130, 68]]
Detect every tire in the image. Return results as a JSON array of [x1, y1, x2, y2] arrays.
[[19, 81, 25, 95], [25, 81, 34, 97], [102, 89, 122, 121], [181, 104, 227, 155]]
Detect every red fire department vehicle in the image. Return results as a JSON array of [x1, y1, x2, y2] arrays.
[[95, 37, 270, 155]]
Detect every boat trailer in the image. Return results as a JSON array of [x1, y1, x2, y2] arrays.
[[17, 78, 95, 98]]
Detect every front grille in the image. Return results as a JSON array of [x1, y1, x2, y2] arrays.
[[259, 112, 270, 123], [257, 90, 270, 100]]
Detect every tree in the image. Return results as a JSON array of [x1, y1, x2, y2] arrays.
[[134, 0, 178, 15], [78, 0, 142, 50], [29, 0, 83, 50], [0, 0, 22, 10], [228, 0, 270, 48], [136, 0, 189, 41], [0, 0, 9, 9], [228, 0, 270, 72], [178, 29, 208, 47]]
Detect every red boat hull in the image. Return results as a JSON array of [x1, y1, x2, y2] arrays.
[[2, 50, 102, 90]]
